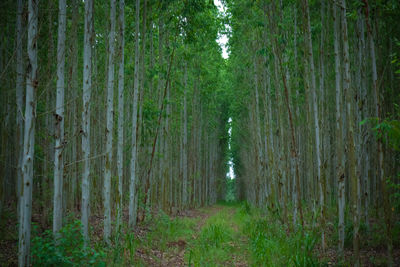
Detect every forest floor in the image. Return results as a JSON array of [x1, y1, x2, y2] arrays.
[[130, 204, 250, 266], [1, 202, 399, 266], [125, 203, 400, 266]]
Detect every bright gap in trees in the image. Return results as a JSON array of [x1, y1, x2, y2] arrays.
[[227, 117, 235, 180], [214, 0, 230, 59]]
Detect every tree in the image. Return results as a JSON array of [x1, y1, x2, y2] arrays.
[[53, 0, 67, 238], [81, 0, 93, 242], [116, 0, 125, 233], [18, 0, 38, 265], [129, 0, 140, 228], [104, 0, 116, 244], [15, 0, 24, 222], [303, 0, 325, 249]]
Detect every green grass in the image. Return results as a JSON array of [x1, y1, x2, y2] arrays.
[[29, 203, 325, 266], [234, 202, 323, 267], [186, 206, 240, 266], [107, 211, 197, 266]]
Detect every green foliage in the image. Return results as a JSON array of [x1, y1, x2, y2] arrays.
[[198, 222, 232, 249], [146, 211, 196, 250], [31, 220, 105, 267], [242, 208, 321, 266], [239, 201, 251, 215], [186, 209, 236, 266], [224, 177, 237, 202], [387, 175, 400, 212]]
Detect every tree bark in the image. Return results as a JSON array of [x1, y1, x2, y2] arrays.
[[116, 0, 125, 232], [53, 0, 67, 238], [104, 0, 116, 243], [81, 0, 93, 243], [333, 0, 345, 256], [129, 0, 140, 228], [303, 0, 324, 249], [15, 0, 24, 222], [18, 0, 38, 265]]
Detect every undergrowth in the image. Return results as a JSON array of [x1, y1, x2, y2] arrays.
[[186, 207, 238, 266], [31, 220, 106, 267], [235, 202, 322, 267]]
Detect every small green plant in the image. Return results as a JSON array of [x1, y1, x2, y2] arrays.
[[239, 201, 251, 215], [199, 222, 231, 248], [245, 208, 321, 266], [31, 220, 105, 266], [291, 232, 319, 267]]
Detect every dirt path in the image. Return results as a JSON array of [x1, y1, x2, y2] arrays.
[[133, 204, 251, 266], [135, 205, 231, 266]]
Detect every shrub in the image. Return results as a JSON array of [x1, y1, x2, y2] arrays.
[[31, 220, 105, 266]]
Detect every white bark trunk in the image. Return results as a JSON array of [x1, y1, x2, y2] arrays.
[[116, 0, 125, 232], [304, 0, 324, 249], [129, 0, 140, 228], [182, 62, 188, 209], [18, 0, 38, 265], [104, 0, 116, 243], [81, 0, 93, 243], [15, 0, 24, 222], [53, 0, 67, 237]]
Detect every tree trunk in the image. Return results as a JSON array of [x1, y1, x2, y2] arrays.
[[341, 0, 360, 265], [333, 1, 345, 256], [104, 0, 116, 243], [183, 62, 188, 209], [81, 0, 93, 243], [129, 0, 140, 228], [303, 0, 324, 250], [362, 1, 393, 265], [116, 0, 125, 232], [53, 0, 67, 238], [18, 0, 38, 265], [15, 0, 24, 222]]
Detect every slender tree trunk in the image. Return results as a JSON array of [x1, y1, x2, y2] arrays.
[[362, 1, 392, 265], [333, 1, 345, 256], [104, 0, 116, 243], [303, 0, 324, 250], [53, 0, 67, 237], [18, 0, 38, 265], [183, 62, 188, 209], [15, 0, 24, 221], [341, 1, 360, 265], [129, 0, 140, 228], [116, 0, 125, 232], [253, 56, 262, 207], [67, 0, 79, 212], [81, 0, 93, 242]]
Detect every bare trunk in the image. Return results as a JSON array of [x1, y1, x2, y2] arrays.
[[116, 0, 125, 232], [18, 0, 38, 265], [303, 0, 324, 250], [183, 62, 188, 209], [53, 0, 67, 237], [104, 0, 116, 243], [363, 1, 392, 264], [81, 0, 93, 242], [333, 1, 345, 256], [15, 0, 24, 222], [341, 0, 360, 265], [129, 0, 140, 228]]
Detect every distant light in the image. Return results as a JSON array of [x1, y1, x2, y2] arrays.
[[214, 0, 229, 59]]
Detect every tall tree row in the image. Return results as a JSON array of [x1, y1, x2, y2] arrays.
[[0, 1, 229, 265], [227, 0, 399, 265]]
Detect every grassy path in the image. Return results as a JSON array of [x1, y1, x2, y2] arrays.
[[131, 203, 250, 266], [129, 202, 321, 266], [185, 204, 249, 266]]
